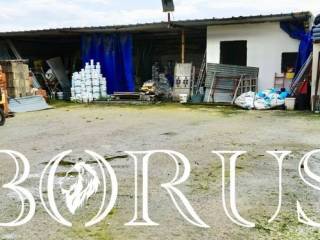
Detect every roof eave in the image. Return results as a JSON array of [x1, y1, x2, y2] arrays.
[[0, 11, 312, 37]]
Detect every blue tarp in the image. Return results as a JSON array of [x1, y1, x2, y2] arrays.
[[280, 22, 313, 75], [81, 33, 135, 94]]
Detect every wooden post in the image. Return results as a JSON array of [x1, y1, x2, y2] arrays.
[[181, 30, 185, 63]]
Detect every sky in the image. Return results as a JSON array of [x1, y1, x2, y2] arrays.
[[0, 0, 319, 32]]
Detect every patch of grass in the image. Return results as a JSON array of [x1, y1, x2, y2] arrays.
[[190, 153, 252, 193], [63, 209, 119, 240], [49, 100, 81, 108], [49, 100, 320, 123], [49, 100, 241, 112], [253, 211, 320, 239], [190, 163, 226, 193], [272, 110, 320, 120], [67, 222, 113, 240]]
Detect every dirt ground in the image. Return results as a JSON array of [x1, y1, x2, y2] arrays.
[[1, 103, 320, 240]]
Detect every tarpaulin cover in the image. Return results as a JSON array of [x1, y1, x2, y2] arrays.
[[81, 33, 135, 94], [280, 22, 313, 75]]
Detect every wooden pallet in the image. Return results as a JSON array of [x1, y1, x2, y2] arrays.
[[113, 92, 140, 100]]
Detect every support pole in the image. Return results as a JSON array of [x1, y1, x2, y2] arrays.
[[313, 51, 320, 112], [181, 30, 185, 63]]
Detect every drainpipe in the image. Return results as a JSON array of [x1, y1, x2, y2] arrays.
[[181, 30, 185, 63]]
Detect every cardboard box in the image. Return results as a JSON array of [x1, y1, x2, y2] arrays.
[[7, 87, 27, 98]]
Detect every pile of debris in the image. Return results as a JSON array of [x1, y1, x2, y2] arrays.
[[235, 89, 289, 110], [140, 73, 172, 101], [0, 60, 54, 115]]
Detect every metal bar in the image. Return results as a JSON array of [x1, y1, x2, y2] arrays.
[[232, 75, 243, 104], [290, 53, 313, 95], [206, 73, 216, 103], [313, 52, 320, 112], [6, 39, 22, 59]]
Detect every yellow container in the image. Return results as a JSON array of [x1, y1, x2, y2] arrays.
[[286, 72, 295, 79]]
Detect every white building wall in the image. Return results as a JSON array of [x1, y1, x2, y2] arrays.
[[207, 22, 300, 90]]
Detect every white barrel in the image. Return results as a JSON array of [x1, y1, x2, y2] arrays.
[[93, 92, 100, 99], [56, 92, 64, 100], [101, 91, 107, 98], [179, 94, 188, 103], [96, 62, 101, 72], [92, 86, 100, 92], [74, 80, 81, 87], [74, 87, 81, 94], [92, 80, 100, 86], [88, 92, 94, 102], [100, 77, 106, 84], [285, 98, 296, 110], [80, 69, 85, 78], [86, 87, 93, 93]]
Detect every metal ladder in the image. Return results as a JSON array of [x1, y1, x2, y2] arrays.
[[195, 50, 207, 95]]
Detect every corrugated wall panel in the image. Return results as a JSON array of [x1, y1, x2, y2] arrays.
[[205, 63, 259, 103], [205, 63, 259, 88]]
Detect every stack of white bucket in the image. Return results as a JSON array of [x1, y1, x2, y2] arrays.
[[71, 60, 107, 102]]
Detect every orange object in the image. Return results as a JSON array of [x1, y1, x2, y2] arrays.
[[299, 80, 308, 95], [35, 88, 48, 101], [0, 69, 6, 90]]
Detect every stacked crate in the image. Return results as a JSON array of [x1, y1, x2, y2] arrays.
[[0, 61, 30, 98], [0, 66, 9, 114]]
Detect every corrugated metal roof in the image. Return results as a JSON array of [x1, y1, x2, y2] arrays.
[[0, 11, 312, 37]]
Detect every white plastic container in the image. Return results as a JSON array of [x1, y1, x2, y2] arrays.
[[179, 94, 188, 103], [92, 80, 100, 87], [74, 86, 81, 94], [285, 98, 296, 110], [57, 92, 64, 100]]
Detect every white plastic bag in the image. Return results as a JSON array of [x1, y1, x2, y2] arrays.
[[235, 92, 255, 109]]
